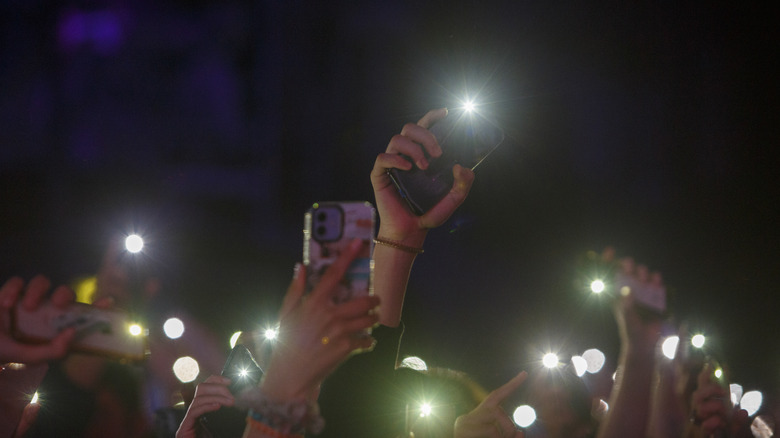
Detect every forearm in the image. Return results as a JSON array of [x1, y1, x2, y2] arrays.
[[598, 347, 657, 438], [372, 229, 426, 327]]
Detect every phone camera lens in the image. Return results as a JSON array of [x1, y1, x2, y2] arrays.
[[316, 226, 327, 236], [317, 212, 327, 222]]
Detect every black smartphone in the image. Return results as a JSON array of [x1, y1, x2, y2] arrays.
[[199, 344, 263, 438], [388, 108, 504, 216]]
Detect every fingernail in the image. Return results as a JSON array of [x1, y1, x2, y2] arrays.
[[417, 158, 428, 169], [293, 263, 302, 280]]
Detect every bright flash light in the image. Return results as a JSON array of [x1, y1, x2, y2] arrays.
[[230, 331, 242, 348], [714, 368, 723, 379], [661, 336, 680, 360], [238, 368, 249, 377], [590, 280, 606, 294], [400, 356, 428, 371], [542, 353, 559, 369], [571, 356, 588, 377], [264, 328, 278, 340], [125, 234, 144, 253], [463, 100, 476, 112], [129, 324, 143, 336], [730, 383, 743, 406], [31, 392, 39, 404], [419, 403, 432, 417], [172, 356, 200, 383], [163, 318, 185, 339], [582, 348, 606, 374], [741, 391, 763, 416], [513, 405, 536, 428], [691, 334, 706, 349]]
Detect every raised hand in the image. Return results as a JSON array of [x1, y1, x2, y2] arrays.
[[0, 275, 76, 364], [258, 239, 380, 403], [454, 371, 527, 438], [176, 375, 235, 438]]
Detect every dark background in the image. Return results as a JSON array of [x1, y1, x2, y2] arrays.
[[2, 0, 778, 412]]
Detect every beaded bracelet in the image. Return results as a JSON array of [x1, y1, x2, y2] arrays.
[[237, 387, 324, 436], [373, 237, 424, 254], [246, 416, 304, 438]]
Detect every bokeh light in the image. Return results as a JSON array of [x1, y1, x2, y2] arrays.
[[691, 334, 706, 349], [172, 356, 200, 383], [661, 336, 679, 360], [125, 234, 144, 253], [400, 356, 428, 371], [590, 280, 606, 294], [230, 331, 242, 348], [751, 415, 775, 438], [542, 353, 559, 369], [741, 391, 763, 416], [714, 368, 723, 379], [730, 383, 743, 406], [163, 318, 185, 339], [513, 405, 536, 428], [571, 355, 587, 377], [582, 348, 606, 374]]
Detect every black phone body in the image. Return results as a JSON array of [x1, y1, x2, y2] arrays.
[[388, 109, 504, 215], [199, 345, 263, 438]]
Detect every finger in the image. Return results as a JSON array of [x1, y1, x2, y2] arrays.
[[337, 312, 380, 336], [4, 335, 73, 364], [417, 108, 448, 129], [650, 271, 663, 287], [92, 296, 115, 309], [21, 275, 51, 311], [372, 152, 413, 175], [601, 246, 616, 263], [636, 265, 649, 282], [0, 276, 25, 309], [202, 374, 233, 386], [700, 415, 727, 435], [401, 122, 442, 159], [387, 131, 431, 169], [50, 285, 76, 308], [494, 410, 520, 438], [309, 239, 365, 302], [484, 371, 528, 406], [279, 263, 306, 320], [185, 398, 232, 418], [421, 164, 475, 227], [620, 257, 635, 275], [332, 295, 380, 319]]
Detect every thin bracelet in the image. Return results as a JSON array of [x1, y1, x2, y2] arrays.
[[246, 416, 304, 438], [373, 237, 424, 254]]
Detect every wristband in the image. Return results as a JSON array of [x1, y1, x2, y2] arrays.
[[237, 387, 324, 435]]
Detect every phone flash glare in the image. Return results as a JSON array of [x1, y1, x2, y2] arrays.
[[513, 405, 537, 428], [462, 100, 476, 112], [264, 328, 278, 340], [714, 368, 724, 379], [129, 324, 143, 336], [542, 353, 559, 369], [419, 402, 433, 417], [691, 334, 706, 349], [125, 234, 144, 253], [31, 392, 39, 404], [590, 280, 606, 294], [238, 368, 249, 377]]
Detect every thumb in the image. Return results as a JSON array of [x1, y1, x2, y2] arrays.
[[279, 263, 306, 320]]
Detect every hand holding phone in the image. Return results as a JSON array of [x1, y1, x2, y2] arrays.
[[198, 345, 262, 438], [387, 107, 504, 216], [0, 275, 79, 364]]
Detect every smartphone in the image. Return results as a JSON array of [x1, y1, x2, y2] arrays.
[[303, 201, 375, 304], [11, 301, 147, 361], [387, 108, 504, 216], [199, 344, 263, 438], [613, 271, 667, 314]]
